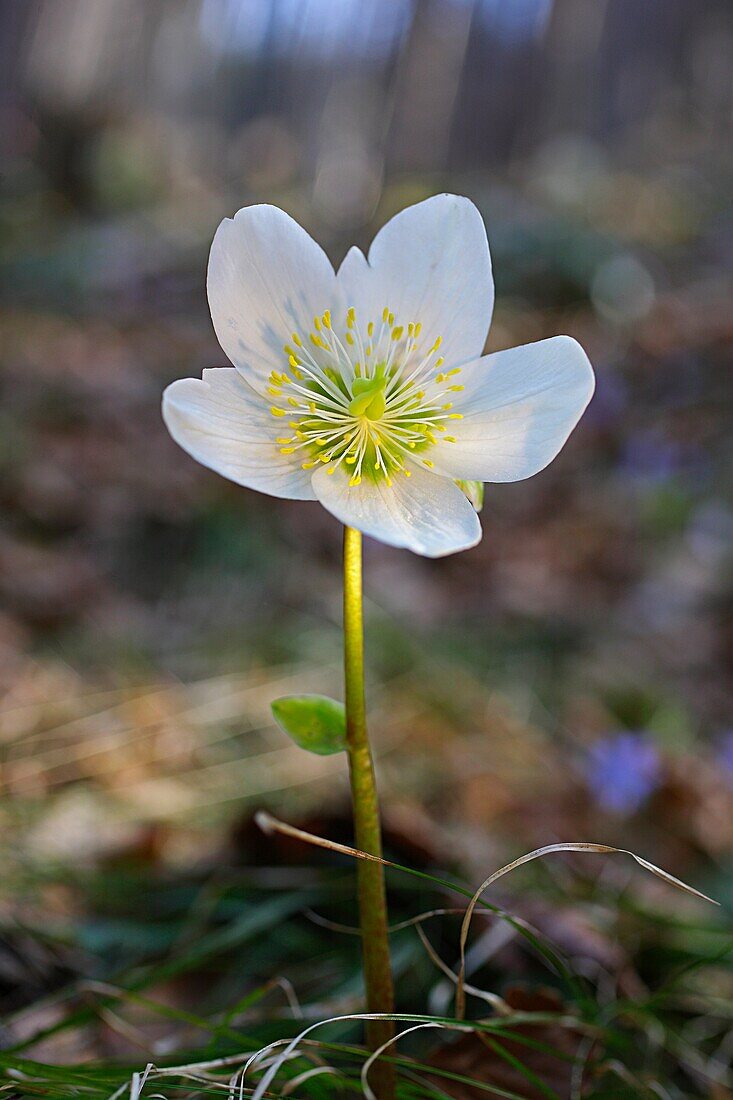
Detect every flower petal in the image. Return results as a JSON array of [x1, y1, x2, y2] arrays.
[[207, 205, 340, 393], [337, 194, 493, 368], [311, 463, 481, 557], [431, 336, 595, 483], [162, 368, 316, 499]]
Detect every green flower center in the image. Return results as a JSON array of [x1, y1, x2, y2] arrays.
[[268, 306, 464, 487]]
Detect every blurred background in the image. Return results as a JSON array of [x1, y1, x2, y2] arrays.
[[1, 1, 732, 1093]]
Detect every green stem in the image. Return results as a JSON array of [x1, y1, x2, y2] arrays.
[[343, 525, 396, 1098]]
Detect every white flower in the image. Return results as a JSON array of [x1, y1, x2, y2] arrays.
[[163, 195, 594, 557]]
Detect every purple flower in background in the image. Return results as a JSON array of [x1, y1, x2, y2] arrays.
[[718, 731, 733, 782], [620, 430, 680, 486], [585, 732, 661, 814]]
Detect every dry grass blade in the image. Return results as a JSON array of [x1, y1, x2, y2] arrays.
[[454, 842, 718, 1019], [361, 1023, 451, 1100]]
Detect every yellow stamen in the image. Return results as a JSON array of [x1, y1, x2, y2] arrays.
[[270, 407, 286, 417]]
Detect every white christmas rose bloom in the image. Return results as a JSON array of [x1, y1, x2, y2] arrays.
[[163, 196, 595, 557]]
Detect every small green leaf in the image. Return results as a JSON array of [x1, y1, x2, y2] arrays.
[[271, 694, 347, 755], [456, 479, 484, 512]]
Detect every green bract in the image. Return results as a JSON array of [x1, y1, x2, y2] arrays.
[[271, 694, 346, 755]]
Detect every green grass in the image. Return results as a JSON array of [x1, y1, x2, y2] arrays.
[[1, 833, 730, 1099]]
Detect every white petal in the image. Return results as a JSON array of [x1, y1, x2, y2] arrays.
[[162, 368, 316, 500], [207, 205, 340, 393], [337, 194, 493, 368], [311, 463, 481, 558], [431, 336, 595, 483]]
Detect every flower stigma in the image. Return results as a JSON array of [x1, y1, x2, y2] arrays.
[[268, 306, 464, 487]]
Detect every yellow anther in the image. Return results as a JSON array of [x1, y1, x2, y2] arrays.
[[309, 402, 316, 413], [445, 435, 457, 443], [289, 355, 300, 369], [447, 367, 460, 376], [415, 322, 422, 336], [349, 475, 362, 486], [347, 306, 355, 326], [292, 332, 303, 347], [404, 469, 412, 477], [327, 466, 336, 475], [315, 437, 327, 445], [388, 312, 394, 326], [289, 421, 300, 428], [436, 373, 445, 383], [408, 323, 414, 336], [280, 447, 295, 454], [270, 407, 286, 417], [314, 315, 321, 331], [391, 326, 403, 341], [322, 310, 331, 329], [302, 461, 317, 469], [346, 332, 355, 345], [424, 459, 434, 468], [283, 344, 294, 356], [448, 384, 464, 392], [384, 476, 392, 487], [366, 345, 372, 357], [382, 307, 389, 323], [287, 397, 299, 407], [408, 441, 416, 449], [345, 456, 357, 464], [276, 436, 292, 444], [319, 453, 331, 462], [435, 424, 446, 432], [367, 321, 374, 336], [449, 413, 464, 420], [443, 402, 453, 410], [267, 387, 282, 397], [354, 362, 361, 377], [431, 336, 442, 351]]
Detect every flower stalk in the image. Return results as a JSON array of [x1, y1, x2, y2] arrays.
[[342, 525, 395, 1097]]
